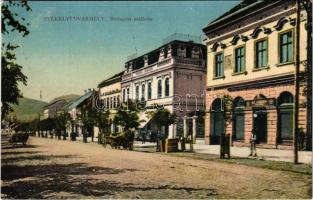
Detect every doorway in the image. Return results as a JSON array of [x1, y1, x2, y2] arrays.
[[253, 110, 267, 143], [210, 99, 224, 144]]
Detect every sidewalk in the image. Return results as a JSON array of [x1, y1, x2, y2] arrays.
[[193, 144, 312, 164], [133, 141, 312, 164], [61, 137, 312, 164]]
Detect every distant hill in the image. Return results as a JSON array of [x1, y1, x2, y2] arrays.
[[8, 94, 80, 122], [49, 94, 80, 104], [9, 97, 48, 122]]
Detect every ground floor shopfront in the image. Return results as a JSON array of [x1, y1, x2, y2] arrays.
[[204, 77, 309, 148]]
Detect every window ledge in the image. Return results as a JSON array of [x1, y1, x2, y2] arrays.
[[213, 75, 225, 80], [252, 66, 270, 72], [276, 61, 295, 67], [232, 71, 247, 76]]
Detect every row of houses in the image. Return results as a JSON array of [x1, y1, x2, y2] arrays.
[[43, 0, 311, 149]]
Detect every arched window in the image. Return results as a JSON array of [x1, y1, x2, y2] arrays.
[[233, 97, 245, 109], [117, 95, 120, 107], [158, 79, 162, 98], [165, 78, 170, 97], [126, 88, 130, 100], [122, 89, 126, 102], [141, 84, 145, 101], [148, 82, 152, 100], [278, 92, 294, 106], [254, 94, 266, 100], [113, 96, 116, 108], [136, 85, 140, 100], [278, 91, 294, 142], [211, 98, 223, 112], [106, 98, 109, 109], [233, 97, 245, 140], [103, 98, 106, 109]]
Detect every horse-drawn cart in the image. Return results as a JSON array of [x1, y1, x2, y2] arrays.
[[9, 133, 29, 146]]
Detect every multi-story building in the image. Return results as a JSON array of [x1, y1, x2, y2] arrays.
[[202, 0, 309, 148], [97, 71, 123, 133], [121, 39, 207, 139]]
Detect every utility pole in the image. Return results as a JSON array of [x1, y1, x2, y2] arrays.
[[302, 0, 312, 151], [306, 0, 312, 151], [294, 0, 301, 164]]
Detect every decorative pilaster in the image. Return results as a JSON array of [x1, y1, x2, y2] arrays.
[[183, 116, 188, 138], [267, 109, 277, 145], [172, 123, 177, 138], [244, 110, 253, 143], [204, 113, 211, 144], [192, 116, 198, 143]]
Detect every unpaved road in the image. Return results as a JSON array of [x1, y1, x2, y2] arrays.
[[1, 136, 311, 199]]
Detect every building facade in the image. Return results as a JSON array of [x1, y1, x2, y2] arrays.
[[40, 99, 67, 120], [68, 89, 96, 137], [121, 40, 207, 139], [202, 0, 309, 148], [97, 71, 123, 133]]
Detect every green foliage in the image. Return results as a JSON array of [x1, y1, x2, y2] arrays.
[[55, 112, 70, 132], [221, 94, 233, 124], [2, 1, 31, 36], [147, 107, 176, 128], [38, 118, 55, 131], [1, 1, 31, 119], [2, 44, 28, 119], [78, 109, 96, 129], [114, 100, 140, 131], [93, 110, 110, 132], [147, 106, 176, 138]]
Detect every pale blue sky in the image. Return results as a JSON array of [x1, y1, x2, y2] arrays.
[[4, 1, 240, 102]]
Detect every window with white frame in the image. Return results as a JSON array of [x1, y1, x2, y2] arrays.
[[157, 79, 162, 98], [165, 77, 170, 97], [136, 85, 140, 100], [141, 84, 145, 101], [148, 82, 152, 100]]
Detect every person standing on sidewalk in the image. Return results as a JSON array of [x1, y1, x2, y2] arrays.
[[249, 129, 257, 157]]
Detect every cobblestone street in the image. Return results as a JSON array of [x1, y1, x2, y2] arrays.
[[1, 136, 311, 199]]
